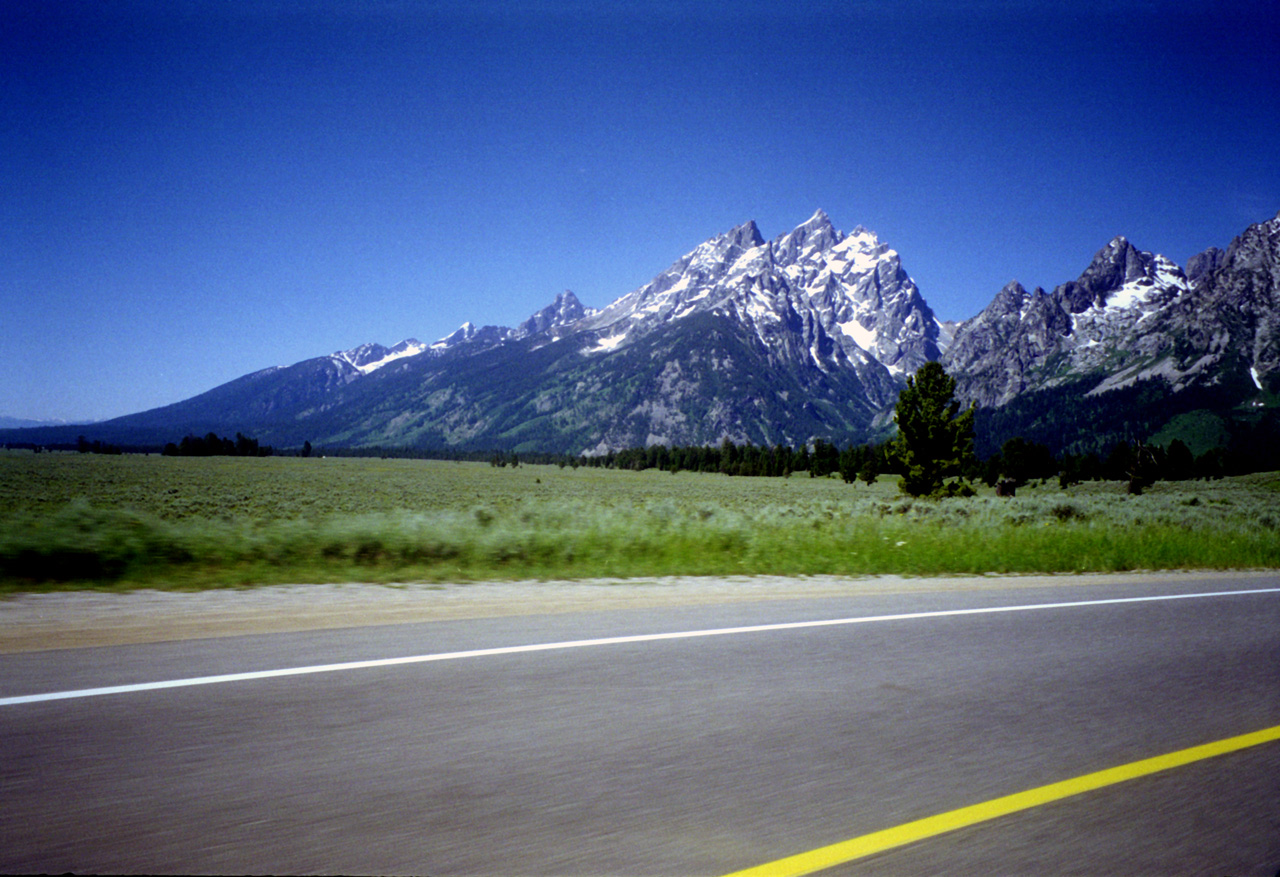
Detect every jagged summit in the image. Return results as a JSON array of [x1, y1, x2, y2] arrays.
[[515, 290, 592, 340], [942, 212, 1280, 407], [731, 219, 767, 249], [1054, 236, 1174, 312], [406, 212, 933, 387], [771, 210, 842, 264], [432, 322, 477, 349], [572, 212, 938, 386]]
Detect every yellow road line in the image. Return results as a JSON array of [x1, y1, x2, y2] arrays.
[[725, 723, 1280, 877]]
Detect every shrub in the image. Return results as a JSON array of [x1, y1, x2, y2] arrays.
[[1051, 503, 1087, 522]]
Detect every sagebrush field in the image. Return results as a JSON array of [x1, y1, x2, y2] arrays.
[[2, 450, 1279, 591]]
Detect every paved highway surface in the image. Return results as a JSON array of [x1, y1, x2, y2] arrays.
[[2, 573, 1278, 875]]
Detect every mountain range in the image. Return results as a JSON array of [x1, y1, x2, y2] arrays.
[[5, 209, 1278, 456], [0, 416, 91, 430], [948, 210, 1278, 454]]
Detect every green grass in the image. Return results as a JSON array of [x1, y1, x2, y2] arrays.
[[2, 450, 1279, 591]]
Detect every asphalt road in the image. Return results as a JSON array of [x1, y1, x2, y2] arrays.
[[2, 574, 1278, 876]]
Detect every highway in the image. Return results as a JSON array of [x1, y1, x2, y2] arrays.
[[2, 573, 1278, 875]]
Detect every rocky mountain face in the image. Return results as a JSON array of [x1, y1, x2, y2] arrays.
[[943, 211, 1279, 455], [943, 237, 1191, 406], [4, 210, 1276, 456], [944, 212, 1280, 411], [570, 210, 941, 384], [1180, 214, 1280, 394]]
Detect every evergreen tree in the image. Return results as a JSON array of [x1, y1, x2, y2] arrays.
[[811, 439, 839, 478], [1164, 439, 1194, 481], [890, 362, 976, 497], [792, 445, 811, 473], [998, 436, 1057, 487]]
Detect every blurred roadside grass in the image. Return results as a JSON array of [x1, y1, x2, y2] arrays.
[[2, 451, 1279, 591]]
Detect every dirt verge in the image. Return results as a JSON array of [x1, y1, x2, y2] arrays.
[[1, 571, 1272, 654]]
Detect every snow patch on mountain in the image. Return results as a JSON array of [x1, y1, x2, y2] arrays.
[[586, 332, 627, 354], [838, 318, 876, 351], [333, 339, 427, 375], [358, 340, 427, 373]]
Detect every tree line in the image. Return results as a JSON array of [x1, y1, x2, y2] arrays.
[[566, 432, 1254, 490], [571, 438, 885, 480], [76, 436, 122, 455], [161, 432, 273, 457]]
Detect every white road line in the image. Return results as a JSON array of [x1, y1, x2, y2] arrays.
[[3, 586, 1278, 707]]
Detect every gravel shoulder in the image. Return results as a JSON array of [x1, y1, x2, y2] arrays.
[[1, 571, 1272, 654]]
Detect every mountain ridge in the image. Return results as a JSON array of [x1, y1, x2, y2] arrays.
[[944, 211, 1280, 409], [4, 209, 1277, 456]]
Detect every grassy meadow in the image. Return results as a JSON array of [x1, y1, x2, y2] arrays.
[[2, 449, 1280, 591]]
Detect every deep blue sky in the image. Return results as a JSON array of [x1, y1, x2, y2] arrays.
[[5, 1, 1278, 422]]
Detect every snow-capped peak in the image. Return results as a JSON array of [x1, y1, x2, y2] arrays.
[[432, 322, 477, 349], [577, 211, 939, 381], [333, 339, 427, 374], [1098, 253, 1186, 312], [362, 339, 427, 373]]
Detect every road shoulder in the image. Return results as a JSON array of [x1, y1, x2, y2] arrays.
[[1, 571, 1273, 653]]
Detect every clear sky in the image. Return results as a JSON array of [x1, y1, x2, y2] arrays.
[[5, 0, 1278, 423]]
